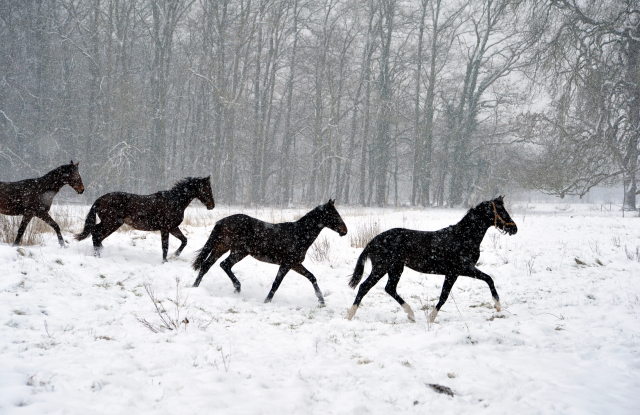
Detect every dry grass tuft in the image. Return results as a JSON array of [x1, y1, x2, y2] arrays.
[[349, 219, 380, 248], [309, 236, 332, 263], [0, 215, 48, 245]]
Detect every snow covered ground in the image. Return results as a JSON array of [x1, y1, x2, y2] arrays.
[[1, 202, 639, 414]]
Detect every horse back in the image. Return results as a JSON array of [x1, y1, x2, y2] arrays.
[[369, 227, 480, 275], [95, 192, 180, 231], [216, 214, 308, 264]]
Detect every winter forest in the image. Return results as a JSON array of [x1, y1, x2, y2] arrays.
[[1, 0, 639, 208]]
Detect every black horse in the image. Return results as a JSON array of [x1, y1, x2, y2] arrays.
[[75, 177, 215, 262], [192, 199, 348, 305], [346, 196, 517, 322], [0, 161, 84, 247]]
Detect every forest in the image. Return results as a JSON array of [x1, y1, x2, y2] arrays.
[[1, 0, 638, 209]]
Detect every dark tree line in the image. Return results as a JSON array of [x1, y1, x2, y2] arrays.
[[0, 0, 638, 208]]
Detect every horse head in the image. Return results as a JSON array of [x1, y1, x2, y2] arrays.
[[489, 195, 517, 235], [65, 161, 85, 194], [197, 176, 215, 210], [321, 199, 347, 236]]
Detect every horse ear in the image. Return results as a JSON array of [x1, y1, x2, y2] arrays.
[[497, 195, 504, 202], [328, 199, 334, 205], [75, 161, 80, 167], [206, 175, 211, 181], [70, 160, 74, 165]]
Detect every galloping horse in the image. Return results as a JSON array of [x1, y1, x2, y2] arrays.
[[192, 199, 348, 305], [0, 161, 84, 247], [346, 196, 517, 322], [75, 177, 215, 262]]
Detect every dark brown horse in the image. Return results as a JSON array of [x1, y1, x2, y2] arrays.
[[75, 177, 215, 262], [0, 161, 84, 247], [192, 199, 347, 305], [347, 196, 517, 322]]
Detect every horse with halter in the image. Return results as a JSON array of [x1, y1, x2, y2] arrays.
[[0, 161, 84, 247], [347, 196, 517, 322]]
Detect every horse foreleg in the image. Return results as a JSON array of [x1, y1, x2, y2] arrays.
[[160, 230, 169, 263], [37, 212, 65, 247], [169, 227, 187, 259], [430, 274, 459, 322], [468, 267, 501, 312], [264, 264, 292, 303], [220, 251, 247, 293], [13, 215, 33, 246], [385, 265, 414, 322], [292, 264, 325, 306], [346, 267, 385, 320]]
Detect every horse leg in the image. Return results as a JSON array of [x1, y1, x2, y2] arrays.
[[264, 264, 292, 303], [37, 211, 65, 247], [169, 227, 187, 259], [192, 243, 231, 287], [291, 264, 325, 306], [385, 264, 415, 322], [466, 267, 501, 312], [161, 230, 169, 263], [429, 274, 458, 322], [91, 218, 123, 257], [346, 265, 386, 320], [219, 250, 247, 293], [13, 214, 33, 246]]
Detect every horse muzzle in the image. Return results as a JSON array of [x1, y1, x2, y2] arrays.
[[338, 225, 348, 236], [504, 224, 517, 235], [206, 201, 215, 210], [75, 186, 85, 194]]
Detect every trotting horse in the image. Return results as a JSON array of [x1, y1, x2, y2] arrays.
[[75, 177, 215, 262], [346, 196, 517, 322], [0, 161, 84, 247], [191, 199, 348, 305]]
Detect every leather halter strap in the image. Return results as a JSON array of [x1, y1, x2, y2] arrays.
[[492, 202, 516, 234]]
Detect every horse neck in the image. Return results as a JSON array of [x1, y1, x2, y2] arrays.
[[168, 186, 198, 210], [454, 209, 492, 245], [38, 169, 66, 192], [296, 209, 325, 243]]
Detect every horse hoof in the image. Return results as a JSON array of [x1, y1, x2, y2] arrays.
[[494, 300, 501, 312], [346, 305, 358, 320], [318, 302, 326, 308], [264, 298, 272, 304], [234, 288, 241, 294]]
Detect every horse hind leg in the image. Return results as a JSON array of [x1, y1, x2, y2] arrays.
[[385, 264, 415, 322], [91, 218, 124, 258], [346, 265, 386, 320], [219, 250, 247, 293], [192, 243, 231, 287]]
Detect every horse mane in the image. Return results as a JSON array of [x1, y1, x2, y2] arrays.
[[171, 177, 201, 191]]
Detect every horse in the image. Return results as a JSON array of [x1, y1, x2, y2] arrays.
[[0, 161, 84, 247], [191, 199, 348, 305], [75, 176, 215, 262], [346, 196, 517, 323]]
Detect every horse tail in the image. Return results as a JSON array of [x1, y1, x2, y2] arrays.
[[75, 199, 99, 241], [349, 244, 371, 289], [192, 223, 222, 271]]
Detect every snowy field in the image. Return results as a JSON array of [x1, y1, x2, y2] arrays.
[[1, 202, 639, 414]]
